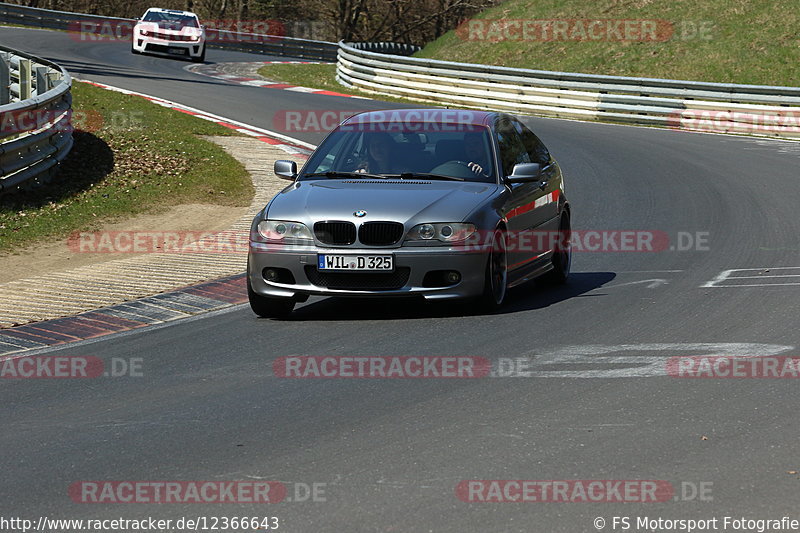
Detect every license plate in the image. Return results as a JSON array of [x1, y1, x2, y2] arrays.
[[318, 254, 394, 271], [168, 47, 187, 55]]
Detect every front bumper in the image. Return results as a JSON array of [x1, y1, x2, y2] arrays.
[[133, 36, 204, 58], [248, 242, 488, 301]]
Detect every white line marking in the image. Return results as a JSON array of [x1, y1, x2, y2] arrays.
[[702, 267, 800, 287], [728, 274, 800, 279], [706, 283, 800, 287], [618, 270, 685, 273], [605, 279, 668, 289]]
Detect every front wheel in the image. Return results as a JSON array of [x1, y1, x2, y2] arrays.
[[475, 228, 508, 312], [542, 213, 571, 284], [191, 47, 206, 63], [247, 277, 295, 318]]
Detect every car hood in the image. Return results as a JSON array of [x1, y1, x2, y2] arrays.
[[266, 179, 498, 226]]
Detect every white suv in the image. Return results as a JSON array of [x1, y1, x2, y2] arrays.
[[132, 8, 206, 62]]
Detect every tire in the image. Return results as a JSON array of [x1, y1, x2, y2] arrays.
[[475, 228, 508, 312], [542, 212, 571, 284], [247, 277, 295, 318], [191, 47, 206, 63]]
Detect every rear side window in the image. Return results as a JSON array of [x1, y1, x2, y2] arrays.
[[495, 119, 530, 176]]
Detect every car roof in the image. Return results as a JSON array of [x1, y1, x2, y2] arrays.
[[340, 109, 497, 127], [145, 7, 198, 17]]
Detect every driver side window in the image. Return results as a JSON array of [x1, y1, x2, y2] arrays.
[[495, 120, 530, 176], [514, 120, 551, 166]]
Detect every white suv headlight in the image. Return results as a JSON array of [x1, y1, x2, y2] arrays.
[[257, 220, 313, 242], [405, 223, 476, 242]]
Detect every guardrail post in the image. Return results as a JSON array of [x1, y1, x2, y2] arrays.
[[35, 66, 48, 95], [47, 71, 61, 89], [18, 58, 32, 100], [0, 55, 9, 105]]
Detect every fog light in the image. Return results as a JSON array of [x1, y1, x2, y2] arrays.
[[264, 268, 279, 282], [446, 271, 461, 283]]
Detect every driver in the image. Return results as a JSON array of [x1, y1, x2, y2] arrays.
[[464, 132, 490, 176], [356, 133, 394, 174]]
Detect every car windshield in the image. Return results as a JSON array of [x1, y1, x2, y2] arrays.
[[300, 124, 496, 183], [142, 11, 199, 28]]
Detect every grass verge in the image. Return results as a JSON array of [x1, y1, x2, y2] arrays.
[[415, 0, 800, 86], [0, 81, 253, 252]]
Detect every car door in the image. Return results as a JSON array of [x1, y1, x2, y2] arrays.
[[495, 117, 549, 270], [514, 119, 561, 233]]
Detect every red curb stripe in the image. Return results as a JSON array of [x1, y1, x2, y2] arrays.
[[0, 275, 249, 352], [0, 329, 61, 345], [315, 90, 353, 97], [71, 316, 127, 334], [184, 285, 246, 304], [17, 326, 80, 343], [24, 320, 96, 340]]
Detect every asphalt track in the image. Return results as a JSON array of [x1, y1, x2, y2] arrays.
[[2, 27, 800, 532]]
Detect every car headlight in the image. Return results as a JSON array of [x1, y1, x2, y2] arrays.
[[405, 223, 476, 243], [256, 220, 313, 242]]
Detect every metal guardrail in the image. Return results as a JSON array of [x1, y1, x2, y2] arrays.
[[347, 42, 421, 56], [0, 45, 72, 194], [337, 42, 800, 139], [0, 2, 338, 62]]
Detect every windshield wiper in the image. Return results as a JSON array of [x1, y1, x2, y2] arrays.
[[386, 172, 465, 182], [302, 171, 387, 180]]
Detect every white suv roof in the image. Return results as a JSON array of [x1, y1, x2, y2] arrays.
[[143, 7, 198, 17]]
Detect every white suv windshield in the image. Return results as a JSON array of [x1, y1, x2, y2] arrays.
[[142, 11, 199, 28]]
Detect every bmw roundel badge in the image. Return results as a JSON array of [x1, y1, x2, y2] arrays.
[[354, 210, 367, 217]]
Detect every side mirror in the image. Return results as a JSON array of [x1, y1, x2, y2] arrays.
[[505, 163, 541, 183], [274, 160, 297, 181]]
